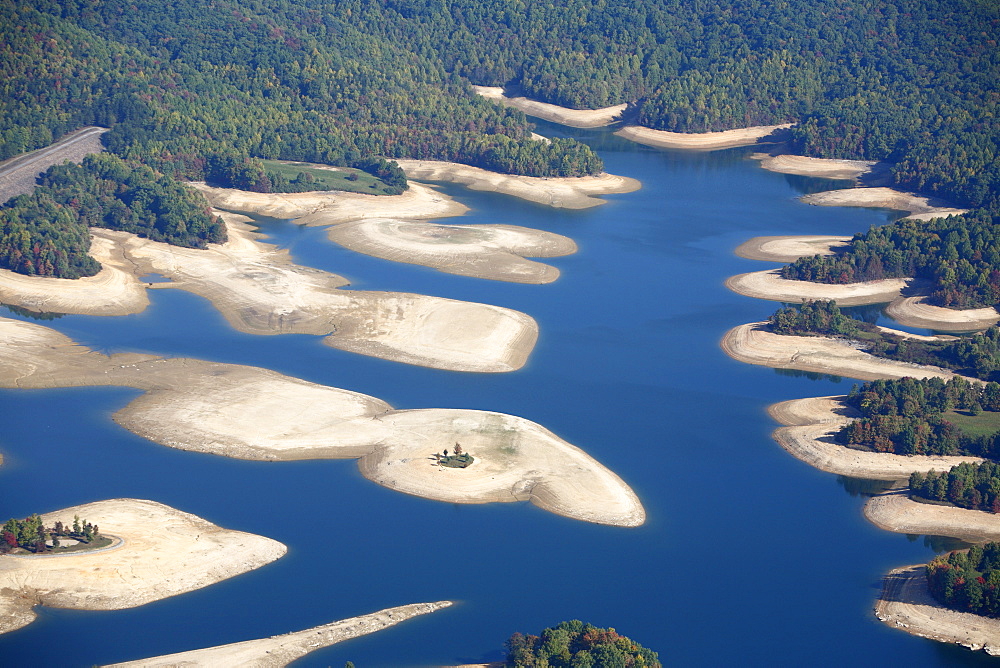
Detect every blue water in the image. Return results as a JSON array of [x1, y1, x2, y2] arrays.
[[1, 124, 994, 667]]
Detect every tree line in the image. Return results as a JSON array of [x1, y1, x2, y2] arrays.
[[505, 620, 660, 668], [2, 513, 101, 554], [910, 462, 1000, 514], [927, 543, 1000, 618]]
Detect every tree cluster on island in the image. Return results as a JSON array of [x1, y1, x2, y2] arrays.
[[1, 153, 226, 279], [504, 620, 660, 668], [1, 514, 104, 555], [434, 443, 474, 469], [927, 543, 1000, 618], [767, 301, 1000, 382]]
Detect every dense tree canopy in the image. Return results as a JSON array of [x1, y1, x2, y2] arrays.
[[505, 620, 660, 668], [927, 544, 1000, 618]]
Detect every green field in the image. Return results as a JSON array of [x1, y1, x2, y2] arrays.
[[944, 410, 1000, 438], [261, 160, 399, 195]]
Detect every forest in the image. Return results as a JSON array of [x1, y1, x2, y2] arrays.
[[838, 376, 1000, 457], [504, 620, 660, 668], [926, 543, 1000, 618], [910, 462, 1000, 514], [0, 154, 225, 278]]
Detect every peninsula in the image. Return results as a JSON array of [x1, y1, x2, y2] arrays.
[[0, 499, 285, 635]]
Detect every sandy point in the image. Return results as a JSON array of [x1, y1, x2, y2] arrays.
[[725, 268, 907, 306], [749, 153, 877, 180], [473, 85, 627, 128], [866, 492, 1000, 543], [733, 235, 852, 262], [325, 218, 577, 283], [876, 565, 1000, 656], [0, 499, 285, 635], [358, 409, 646, 527], [885, 296, 1000, 333], [104, 601, 452, 667], [768, 396, 982, 481], [721, 322, 958, 382], [800, 187, 967, 220], [394, 159, 640, 209], [614, 123, 793, 151]]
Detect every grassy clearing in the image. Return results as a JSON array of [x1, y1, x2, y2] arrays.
[[261, 160, 398, 195], [944, 409, 1000, 438]]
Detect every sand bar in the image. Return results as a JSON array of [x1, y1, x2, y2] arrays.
[[733, 235, 852, 262], [0, 499, 285, 635], [0, 317, 644, 526], [885, 296, 1000, 333], [875, 565, 1000, 656], [866, 492, 1000, 543], [721, 322, 958, 382], [394, 159, 640, 209], [105, 601, 451, 667], [326, 219, 576, 283], [614, 124, 793, 151], [768, 396, 982, 480], [750, 153, 877, 180], [725, 268, 907, 306], [800, 187, 967, 221], [473, 86, 626, 128]]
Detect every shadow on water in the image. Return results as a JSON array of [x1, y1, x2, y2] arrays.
[[773, 367, 844, 383], [2, 303, 66, 320], [837, 475, 896, 498]]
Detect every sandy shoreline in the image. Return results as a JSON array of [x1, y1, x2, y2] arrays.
[[885, 296, 1000, 333], [733, 235, 852, 262], [0, 317, 644, 527], [394, 159, 641, 209], [0, 499, 285, 635], [105, 601, 452, 667], [614, 124, 793, 151], [801, 187, 967, 221], [721, 322, 958, 382], [768, 396, 982, 480], [725, 268, 907, 306], [749, 154, 877, 180], [473, 85, 627, 128], [875, 565, 1000, 656], [866, 492, 1000, 543]]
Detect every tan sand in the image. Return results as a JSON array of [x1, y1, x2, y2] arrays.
[[866, 492, 1000, 543], [112, 215, 539, 373], [325, 219, 576, 283], [0, 317, 644, 527], [0, 499, 285, 635], [750, 154, 877, 180], [721, 322, 958, 382], [0, 233, 149, 316], [733, 235, 852, 262], [473, 86, 627, 128], [875, 565, 1000, 656], [725, 268, 907, 306], [393, 159, 641, 209], [104, 602, 451, 667], [768, 396, 982, 481], [800, 187, 967, 220], [614, 123, 793, 151], [885, 296, 1000, 333]]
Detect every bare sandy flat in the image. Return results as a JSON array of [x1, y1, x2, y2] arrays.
[[325, 219, 576, 283], [750, 153, 877, 179], [0, 317, 644, 527], [725, 268, 907, 305], [733, 235, 852, 262], [614, 124, 793, 151], [768, 396, 982, 480], [885, 296, 1000, 333], [394, 159, 641, 209], [866, 492, 1000, 543], [113, 215, 538, 372], [800, 187, 967, 220], [0, 499, 285, 635], [105, 601, 451, 667], [875, 565, 1000, 656], [0, 233, 149, 316], [721, 322, 958, 382], [473, 86, 626, 128]]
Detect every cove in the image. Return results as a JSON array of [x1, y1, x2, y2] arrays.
[[0, 122, 995, 666]]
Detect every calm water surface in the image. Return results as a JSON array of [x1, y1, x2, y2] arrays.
[[1, 124, 994, 666]]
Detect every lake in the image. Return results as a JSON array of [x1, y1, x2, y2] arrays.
[[0, 122, 993, 666]]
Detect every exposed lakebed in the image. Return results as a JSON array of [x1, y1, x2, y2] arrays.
[[0, 122, 993, 666]]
